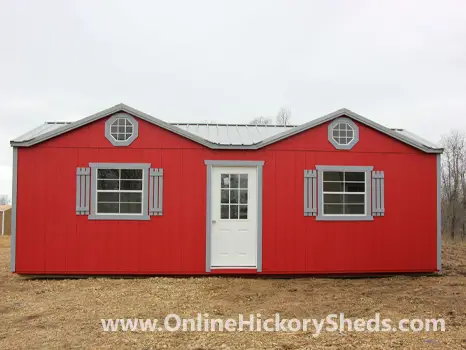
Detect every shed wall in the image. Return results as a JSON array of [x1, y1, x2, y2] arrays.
[[14, 114, 438, 274]]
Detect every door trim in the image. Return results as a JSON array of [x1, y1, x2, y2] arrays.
[[204, 160, 264, 273]]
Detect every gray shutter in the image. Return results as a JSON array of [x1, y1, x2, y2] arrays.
[[76, 167, 90, 215], [372, 170, 385, 216], [149, 168, 163, 216], [304, 170, 317, 216]]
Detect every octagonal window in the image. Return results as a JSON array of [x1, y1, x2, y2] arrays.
[[332, 122, 354, 145], [105, 113, 139, 146], [110, 117, 133, 141], [328, 117, 359, 150]]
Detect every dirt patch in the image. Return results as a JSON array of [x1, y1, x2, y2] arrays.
[[0, 236, 465, 349]]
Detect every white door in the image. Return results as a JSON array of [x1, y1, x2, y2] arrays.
[[210, 166, 258, 268]]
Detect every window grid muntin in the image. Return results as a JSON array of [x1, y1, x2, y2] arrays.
[[322, 171, 366, 216], [96, 168, 144, 215], [110, 117, 134, 141], [332, 122, 355, 145], [220, 173, 248, 220]]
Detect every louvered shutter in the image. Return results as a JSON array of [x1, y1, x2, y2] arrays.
[[304, 170, 317, 216], [76, 167, 90, 215], [372, 170, 385, 216], [149, 168, 164, 216]]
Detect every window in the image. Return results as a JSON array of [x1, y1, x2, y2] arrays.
[[105, 113, 139, 146], [316, 165, 373, 221], [96, 169, 143, 214], [88, 163, 150, 220], [332, 122, 354, 145], [322, 171, 365, 215], [328, 117, 359, 150], [220, 173, 248, 219], [110, 117, 134, 141]]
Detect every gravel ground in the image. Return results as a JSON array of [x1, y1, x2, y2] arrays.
[[0, 236, 465, 349]]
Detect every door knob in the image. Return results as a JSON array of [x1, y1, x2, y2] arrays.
[[212, 220, 217, 224]]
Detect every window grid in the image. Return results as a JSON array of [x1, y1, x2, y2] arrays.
[[96, 169, 144, 215], [322, 171, 366, 216], [332, 122, 355, 145], [110, 118, 134, 141], [220, 173, 248, 220]]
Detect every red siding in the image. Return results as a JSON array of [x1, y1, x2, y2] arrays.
[[15, 113, 438, 274]]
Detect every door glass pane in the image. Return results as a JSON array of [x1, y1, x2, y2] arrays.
[[230, 174, 239, 188], [239, 190, 248, 204], [221, 190, 229, 204], [239, 174, 248, 188], [230, 205, 239, 219], [221, 205, 229, 219], [239, 205, 248, 219], [230, 189, 238, 204], [221, 174, 229, 188]]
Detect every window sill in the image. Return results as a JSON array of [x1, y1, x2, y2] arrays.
[[88, 214, 150, 221], [316, 215, 373, 221]]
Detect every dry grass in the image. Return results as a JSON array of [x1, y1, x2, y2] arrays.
[[0, 236, 465, 349]]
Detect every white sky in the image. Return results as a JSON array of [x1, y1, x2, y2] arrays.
[[1, 0, 466, 198]]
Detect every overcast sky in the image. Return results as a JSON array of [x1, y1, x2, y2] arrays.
[[1, 0, 466, 198]]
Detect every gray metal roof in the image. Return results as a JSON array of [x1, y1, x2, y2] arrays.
[[10, 103, 442, 153]]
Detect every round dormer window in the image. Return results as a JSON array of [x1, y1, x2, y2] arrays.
[[105, 113, 139, 146], [328, 117, 359, 150]]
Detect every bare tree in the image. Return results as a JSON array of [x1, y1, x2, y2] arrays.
[[249, 116, 272, 125], [276, 107, 291, 126], [441, 131, 466, 241], [0, 195, 10, 205]]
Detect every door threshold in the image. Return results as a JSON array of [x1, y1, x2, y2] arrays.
[[210, 266, 257, 269]]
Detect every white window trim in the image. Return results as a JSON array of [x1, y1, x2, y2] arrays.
[[88, 163, 150, 221], [316, 165, 373, 221]]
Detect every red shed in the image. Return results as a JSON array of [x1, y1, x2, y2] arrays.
[[10, 104, 442, 275]]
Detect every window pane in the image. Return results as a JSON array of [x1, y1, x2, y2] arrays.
[[230, 174, 239, 188], [111, 125, 118, 133], [97, 192, 119, 202], [230, 189, 238, 204], [323, 182, 343, 192], [345, 204, 365, 215], [239, 190, 248, 204], [239, 205, 248, 219], [120, 203, 142, 214], [345, 194, 365, 204], [121, 180, 142, 190], [230, 205, 239, 219], [221, 205, 229, 219], [121, 169, 142, 179], [345, 172, 364, 182], [239, 174, 248, 188], [97, 202, 119, 214], [117, 134, 126, 141], [120, 192, 142, 203], [332, 130, 339, 138], [324, 194, 343, 204], [98, 169, 119, 179], [117, 118, 125, 126], [324, 204, 344, 214], [345, 182, 365, 192], [323, 172, 344, 181], [221, 190, 229, 204], [127, 126, 133, 133], [118, 126, 126, 133], [97, 180, 119, 190], [221, 174, 229, 188]]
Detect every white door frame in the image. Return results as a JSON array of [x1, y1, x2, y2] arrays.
[[204, 160, 264, 272]]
